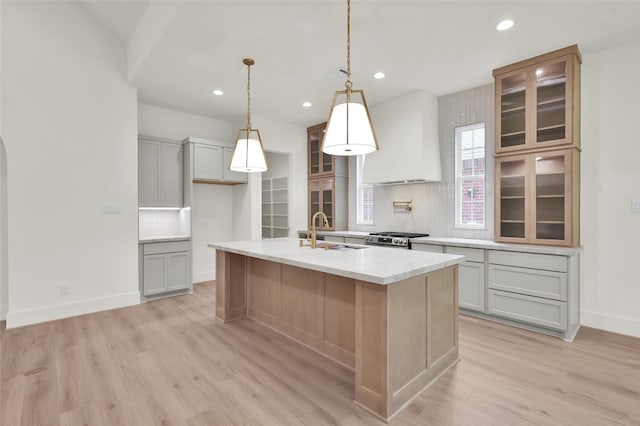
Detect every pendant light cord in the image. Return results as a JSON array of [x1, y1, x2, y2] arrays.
[[345, 0, 352, 93], [246, 62, 252, 129]]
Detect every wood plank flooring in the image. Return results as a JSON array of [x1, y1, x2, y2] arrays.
[[1, 281, 639, 425]]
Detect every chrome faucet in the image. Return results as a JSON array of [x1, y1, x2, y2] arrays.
[[310, 211, 329, 249]]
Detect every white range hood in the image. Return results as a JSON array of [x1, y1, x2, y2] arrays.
[[363, 90, 441, 184]]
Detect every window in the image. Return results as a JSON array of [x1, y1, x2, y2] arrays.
[[455, 123, 485, 229], [356, 155, 374, 225]]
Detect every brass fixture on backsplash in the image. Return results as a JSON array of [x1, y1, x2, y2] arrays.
[[393, 200, 413, 212]]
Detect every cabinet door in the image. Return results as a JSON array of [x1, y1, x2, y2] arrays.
[[143, 254, 166, 296], [308, 178, 335, 230], [531, 150, 572, 245], [458, 262, 485, 312], [166, 252, 190, 291], [321, 178, 335, 229], [193, 144, 223, 181], [533, 57, 573, 148], [309, 179, 321, 227], [161, 143, 183, 207], [495, 155, 530, 242], [412, 244, 444, 253], [223, 147, 248, 183], [139, 140, 160, 206], [496, 70, 528, 153], [308, 123, 332, 177]]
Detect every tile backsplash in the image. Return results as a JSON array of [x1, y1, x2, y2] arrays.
[[139, 208, 191, 239], [349, 83, 495, 239]]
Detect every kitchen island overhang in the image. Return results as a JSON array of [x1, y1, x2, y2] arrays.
[[209, 238, 464, 421]]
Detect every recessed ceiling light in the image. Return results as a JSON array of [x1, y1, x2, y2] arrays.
[[373, 72, 386, 79], [211, 89, 223, 96], [302, 102, 312, 108], [496, 19, 514, 31], [535, 69, 543, 76]]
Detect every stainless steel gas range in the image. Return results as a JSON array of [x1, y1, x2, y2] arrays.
[[364, 231, 429, 249]]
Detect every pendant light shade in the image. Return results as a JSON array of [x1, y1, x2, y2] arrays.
[[322, 90, 377, 155], [321, 0, 378, 157], [230, 128, 267, 172], [230, 58, 268, 173]]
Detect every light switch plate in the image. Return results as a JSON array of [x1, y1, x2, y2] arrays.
[[632, 200, 640, 213], [101, 203, 122, 215]]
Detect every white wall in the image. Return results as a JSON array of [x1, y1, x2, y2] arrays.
[[232, 114, 307, 240], [138, 103, 231, 141], [137, 103, 235, 282], [580, 40, 640, 337], [1, 2, 139, 327]]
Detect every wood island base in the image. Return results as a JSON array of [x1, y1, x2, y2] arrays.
[[215, 250, 459, 421]]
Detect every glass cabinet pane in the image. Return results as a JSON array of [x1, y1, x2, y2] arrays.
[[322, 152, 333, 174], [499, 159, 526, 238], [310, 139, 320, 174], [535, 155, 566, 240], [500, 73, 527, 149], [536, 61, 567, 143]]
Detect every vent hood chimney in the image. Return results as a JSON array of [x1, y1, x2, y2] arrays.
[[362, 90, 441, 184]]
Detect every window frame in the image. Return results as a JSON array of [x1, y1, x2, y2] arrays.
[[454, 122, 486, 230], [356, 155, 374, 226]]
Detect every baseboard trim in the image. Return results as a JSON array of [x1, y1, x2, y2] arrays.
[[193, 270, 214, 284], [581, 310, 640, 338], [6, 291, 140, 329], [0, 303, 7, 321]]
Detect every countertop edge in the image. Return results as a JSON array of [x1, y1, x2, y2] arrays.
[[410, 237, 582, 255], [208, 241, 464, 285], [139, 236, 192, 244]]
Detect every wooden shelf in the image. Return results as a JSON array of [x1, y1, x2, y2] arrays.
[[502, 105, 526, 113], [501, 196, 525, 199], [536, 194, 564, 199], [537, 124, 565, 132], [501, 130, 526, 138], [537, 97, 565, 106], [536, 221, 565, 224], [501, 220, 525, 224]]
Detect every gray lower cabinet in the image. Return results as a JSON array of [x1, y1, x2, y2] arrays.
[[139, 138, 183, 207], [446, 247, 485, 312], [411, 240, 580, 341], [140, 241, 192, 299]]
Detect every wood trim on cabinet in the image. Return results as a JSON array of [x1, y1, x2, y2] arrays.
[[492, 44, 582, 77]]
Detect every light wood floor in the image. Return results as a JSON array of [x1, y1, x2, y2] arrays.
[[1, 282, 639, 426]]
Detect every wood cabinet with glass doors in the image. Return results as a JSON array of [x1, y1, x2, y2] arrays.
[[494, 45, 581, 154], [495, 148, 579, 247], [307, 122, 348, 231]]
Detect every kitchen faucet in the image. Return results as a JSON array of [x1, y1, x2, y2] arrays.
[[310, 211, 329, 249]]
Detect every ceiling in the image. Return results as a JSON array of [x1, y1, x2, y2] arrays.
[[81, 1, 640, 127]]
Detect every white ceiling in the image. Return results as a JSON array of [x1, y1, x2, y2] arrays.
[[82, 1, 640, 127]]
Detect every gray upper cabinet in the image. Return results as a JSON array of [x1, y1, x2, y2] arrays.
[[223, 147, 248, 183], [187, 139, 248, 184], [139, 137, 183, 208], [193, 144, 223, 181]]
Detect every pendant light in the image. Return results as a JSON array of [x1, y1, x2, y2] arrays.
[[321, 0, 378, 156], [230, 58, 268, 172]]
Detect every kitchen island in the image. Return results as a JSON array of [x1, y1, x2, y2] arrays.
[[208, 238, 464, 421]]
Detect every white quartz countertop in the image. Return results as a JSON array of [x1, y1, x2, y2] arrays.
[[410, 237, 582, 255], [208, 238, 464, 285], [139, 235, 191, 244]]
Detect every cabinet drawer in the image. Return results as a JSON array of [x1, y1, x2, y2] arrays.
[[345, 237, 366, 245], [489, 264, 567, 301], [489, 289, 567, 331], [445, 246, 484, 263], [324, 235, 345, 243], [143, 241, 190, 255], [488, 250, 567, 272], [411, 244, 443, 253]]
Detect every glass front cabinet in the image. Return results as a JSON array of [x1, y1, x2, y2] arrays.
[[495, 149, 579, 247], [494, 45, 581, 154]]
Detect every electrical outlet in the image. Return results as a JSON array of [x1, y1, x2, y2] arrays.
[[59, 285, 71, 296], [632, 200, 640, 213]]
